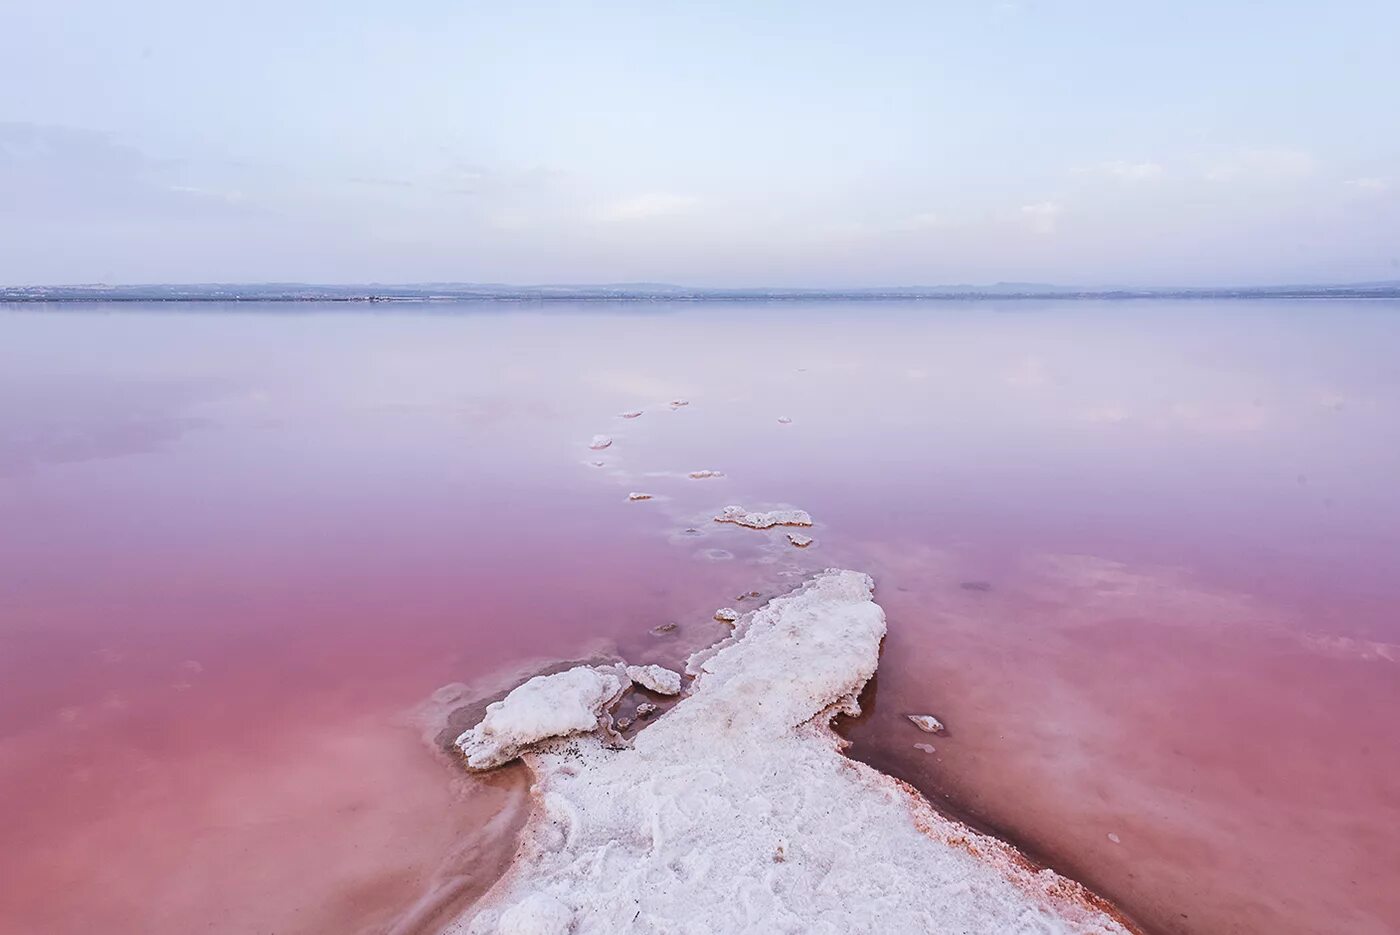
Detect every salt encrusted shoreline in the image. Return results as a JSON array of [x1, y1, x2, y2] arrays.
[[446, 571, 1135, 935]]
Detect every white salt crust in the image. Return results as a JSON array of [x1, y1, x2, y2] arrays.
[[628, 492, 654, 501], [620, 411, 644, 419], [588, 435, 613, 450], [626, 664, 683, 695], [450, 571, 1132, 935], [787, 532, 814, 548], [714, 505, 814, 529], [713, 607, 740, 623], [454, 666, 629, 770], [687, 470, 725, 479]]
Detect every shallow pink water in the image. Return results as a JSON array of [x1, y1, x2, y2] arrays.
[[2, 300, 1398, 934]]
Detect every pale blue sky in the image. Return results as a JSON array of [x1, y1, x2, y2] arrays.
[[3, 1, 1398, 286]]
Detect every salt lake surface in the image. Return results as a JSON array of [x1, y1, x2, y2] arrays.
[[2, 299, 1398, 934]]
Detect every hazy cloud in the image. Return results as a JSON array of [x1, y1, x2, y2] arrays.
[[1020, 200, 1063, 234], [1098, 161, 1164, 182], [1202, 147, 1315, 183], [597, 192, 700, 222]]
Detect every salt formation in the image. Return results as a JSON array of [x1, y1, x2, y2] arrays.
[[908, 714, 946, 734], [713, 607, 740, 623], [787, 532, 814, 548], [687, 469, 724, 479], [627, 492, 654, 501], [587, 435, 613, 450], [454, 665, 628, 770], [669, 399, 690, 409], [620, 410, 643, 419], [634, 702, 659, 718], [625, 664, 683, 695], [449, 571, 1132, 935], [714, 505, 813, 529], [777, 416, 793, 424]]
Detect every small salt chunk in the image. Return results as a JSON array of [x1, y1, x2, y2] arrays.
[[635, 702, 659, 719], [616, 717, 633, 729], [714, 607, 740, 623], [650, 622, 678, 635], [777, 416, 793, 424], [1107, 832, 1121, 845], [620, 410, 643, 419], [628, 492, 654, 501], [714, 505, 813, 529], [688, 470, 724, 479], [588, 459, 605, 468], [588, 435, 613, 450], [626, 664, 683, 695], [669, 399, 690, 409], [787, 533, 814, 548], [907, 714, 945, 734], [914, 742, 936, 754]]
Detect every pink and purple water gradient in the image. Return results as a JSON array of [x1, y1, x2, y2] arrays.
[[2, 299, 1397, 934]]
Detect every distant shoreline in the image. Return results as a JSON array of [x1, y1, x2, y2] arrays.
[[5, 284, 1400, 303]]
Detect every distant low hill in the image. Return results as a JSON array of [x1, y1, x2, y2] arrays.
[[4, 280, 1400, 302]]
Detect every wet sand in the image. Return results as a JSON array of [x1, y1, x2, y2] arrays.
[[2, 299, 1398, 933]]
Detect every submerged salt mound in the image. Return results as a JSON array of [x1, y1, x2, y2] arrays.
[[625, 664, 683, 695], [714, 504, 813, 529], [454, 665, 628, 770], [587, 435, 613, 450], [450, 571, 1133, 935]]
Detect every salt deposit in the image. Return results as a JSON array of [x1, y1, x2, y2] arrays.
[[687, 470, 725, 479], [713, 607, 740, 623], [627, 492, 654, 501], [787, 532, 814, 548], [714, 505, 814, 529], [908, 714, 946, 734], [669, 399, 690, 409], [587, 435, 613, 450], [634, 702, 659, 719], [453, 666, 629, 770], [777, 416, 793, 424], [448, 571, 1132, 935], [626, 664, 683, 695], [620, 410, 643, 419]]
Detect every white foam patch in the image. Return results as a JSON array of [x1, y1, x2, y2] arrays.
[[449, 571, 1132, 935], [626, 664, 683, 695], [714, 505, 814, 529]]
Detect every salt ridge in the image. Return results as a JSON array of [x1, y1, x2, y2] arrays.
[[449, 571, 1134, 935]]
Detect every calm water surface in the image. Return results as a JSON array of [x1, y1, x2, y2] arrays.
[[2, 299, 1398, 935]]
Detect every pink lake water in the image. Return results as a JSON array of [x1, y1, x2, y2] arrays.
[[2, 299, 1398, 935]]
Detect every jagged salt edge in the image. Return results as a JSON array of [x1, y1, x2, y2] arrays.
[[448, 570, 1134, 935]]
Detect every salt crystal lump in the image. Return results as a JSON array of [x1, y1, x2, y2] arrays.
[[626, 664, 683, 695], [714, 505, 813, 529], [907, 714, 945, 734], [454, 665, 628, 770], [588, 435, 613, 450]]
